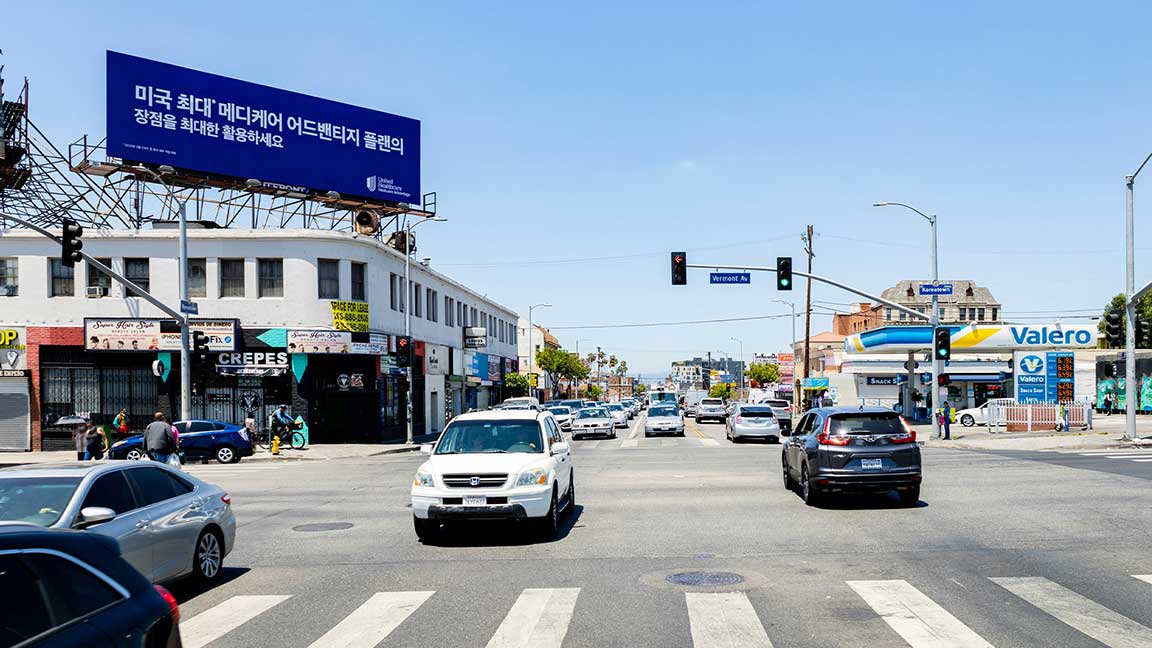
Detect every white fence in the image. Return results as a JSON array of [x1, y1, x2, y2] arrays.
[[988, 400, 1093, 433]]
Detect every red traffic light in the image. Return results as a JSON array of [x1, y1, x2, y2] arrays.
[[671, 251, 687, 285]]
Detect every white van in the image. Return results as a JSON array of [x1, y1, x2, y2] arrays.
[[501, 397, 541, 410]]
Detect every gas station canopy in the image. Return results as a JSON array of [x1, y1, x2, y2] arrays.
[[844, 324, 1098, 355]]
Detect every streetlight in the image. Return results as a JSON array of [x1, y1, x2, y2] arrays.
[[874, 201, 941, 440], [1123, 154, 1152, 440], [403, 216, 448, 444], [730, 337, 744, 401], [574, 338, 591, 398], [134, 164, 192, 422], [528, 303, 553, 400], [773, 299, 798, 411]]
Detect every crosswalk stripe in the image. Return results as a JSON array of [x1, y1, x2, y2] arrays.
[[685, 591, 774, 647], [847, 580, 993, 648], [1133, 575, 1152, 586], [181, 595, 291, 648], [1075, 451, 1150, 456], [991, 576, 1152, 648], [699, 438, 720, 447], [486, 587, 580, 648], [306, 591, 433, 648], [621, 439, 639, 448], [1129, 459, 1152, 463]]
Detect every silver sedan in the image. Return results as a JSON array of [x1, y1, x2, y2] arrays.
[[606, 404, 630, 428], [571, 407, 616, 439], [644, 405, 685, 437], [726, 404, 782, 443], [0, 462, 236, 584]]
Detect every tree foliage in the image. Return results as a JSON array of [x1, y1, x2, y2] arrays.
[[635, 383, 648, 394], [746, 362, 780, 386], [504, 372, 529, 398], [709, 383, 732, 399], [584, 384, 603, 400], [536, 348, 588, 393]]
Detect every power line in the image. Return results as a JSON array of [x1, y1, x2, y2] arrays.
[[548, 312, 797, 330], [436, 235, 798, 268]]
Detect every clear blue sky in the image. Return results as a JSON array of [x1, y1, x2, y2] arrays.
[[6, 1, 1151, 377]]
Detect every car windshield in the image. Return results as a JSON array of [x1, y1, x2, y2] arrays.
[[548, 407, 571, 416], [577, 408, 607, 419], [435, 420, 544, 454], [828, 414, 905, 435], [650, 406, 678, 417], [562, 400, 583, 409], [738, 407, 774, 417], [608, 404, 624, 411], [0, 477, 82, 527], [765, 400, 789, 408]]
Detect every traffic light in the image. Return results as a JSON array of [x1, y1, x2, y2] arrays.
[[60, 218, 83, 268], [395, 335, 412, 368], [937, 374, 951, 386], [192, 331, 211, 364], [776, 257, 792, 291], [934, 327, 951, 361], [671, 252, 687, 286], [1136, 315, 1152, 349], [1105, 310, 1123, 348]]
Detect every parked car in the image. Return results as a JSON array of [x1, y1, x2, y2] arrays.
[[695, 398, 727, 423], [606, 403, 629, 429], [782, 407, 922, 507], [726, 404, 781, 443], [0, 524, 183, 647], [759, 398, 794, 433], [547, 406, 574, 431], [410, 410, 574, 542], [0, 462, 236, 584], [571, 407, 616, 439], [956, 403, 990, 427], [644, 404, 684, 437], [110, 419, 253, 464]]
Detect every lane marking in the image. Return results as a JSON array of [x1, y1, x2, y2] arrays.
[[699, 438, 720, 447], [486, 587, 580, 648], [685, 591, 774, 648], [1133, 575, 1152, 586], [847, 580, 993, 648], [628, 418, 642, 439], [1129, 459, 1152, 463], [181, 595, 291, 648], [1074, 451, 1151, 456], [307, 591, 433, 648], [620, 439, 639, 449], [582, 440, 601, 450], [991, 576, 1152, 648]]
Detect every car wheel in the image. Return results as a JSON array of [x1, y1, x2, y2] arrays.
[[413, 515, 440, 544], [125, 448, 144, 461], [899, 486, 921, 507], [695, 418, 701, 424], [537, 488, 560, 539], [644, 431, 650, 437], [564, 476, 576, 516], [801, 464, 821, 507], [193, 529, 224, 582], [782, 453, 795, 490], [960, 414, 975, 427], [215, 445, 237, 464]]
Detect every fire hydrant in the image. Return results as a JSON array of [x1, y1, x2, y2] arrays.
[[271, 432, 280, 455]]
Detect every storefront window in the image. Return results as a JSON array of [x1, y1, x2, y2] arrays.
[[50, 260, 74, 297], [86, 258, 112, 298], [125, 259, 150, 297], [258, 259, 283, 298], [188, 259, 207, 298], [0, 258, 16, 296]]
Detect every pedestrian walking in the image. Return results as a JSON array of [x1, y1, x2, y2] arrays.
[[113, 408, 130, 436], [1103, 393, 1113, 416], [84, 422, 107, 461], [72, 421, 88, 461], [143, 411, 177, 464]]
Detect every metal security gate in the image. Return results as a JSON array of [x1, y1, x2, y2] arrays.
[[0, 378, 30, 451]]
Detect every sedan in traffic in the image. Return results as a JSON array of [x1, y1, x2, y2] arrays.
[[644, 404, 684, 437], [0, 461, 236, 584], [572, 407, 616, 439], [782, 407, 922, 507], [726, 404, 781, 443], [759, 398, 794, 433], [111, 419, 254, 464], [547, 406, 574, 431], [606, 403, 630, 429]]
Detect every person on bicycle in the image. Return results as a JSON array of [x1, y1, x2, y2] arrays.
[[271, 404, 294, 439]]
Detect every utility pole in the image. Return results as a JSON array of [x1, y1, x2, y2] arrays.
[[802, 226, 816, 407]]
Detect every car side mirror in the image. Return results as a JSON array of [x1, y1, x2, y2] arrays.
[[551, 441, 570, 456], [74, 506, 116, 529], [419, 443, 434, 454]]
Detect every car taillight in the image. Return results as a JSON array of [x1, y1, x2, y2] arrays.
[[816, 418, 850, 446], [221, 493, 231, 506], [891, 417, 917, 444], [155, 585, 180, 624]]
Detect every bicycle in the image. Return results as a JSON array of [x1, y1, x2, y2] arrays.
[[254, 422, 306, 450]]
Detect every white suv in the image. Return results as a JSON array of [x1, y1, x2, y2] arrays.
[[411, 410, 574, 542]]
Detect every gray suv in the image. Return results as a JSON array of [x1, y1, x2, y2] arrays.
[[782, 407, 922, 507]]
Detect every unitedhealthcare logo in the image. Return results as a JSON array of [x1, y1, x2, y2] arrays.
[[366, 176, 378, 192], [1020, 355, 1044, 373]]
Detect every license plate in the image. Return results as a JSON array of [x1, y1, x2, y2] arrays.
[[463, 496, 486, 506], [861, 459, 883, 470]]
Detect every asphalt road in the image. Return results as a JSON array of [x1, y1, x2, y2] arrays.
[[167, 413, 1152, 648]]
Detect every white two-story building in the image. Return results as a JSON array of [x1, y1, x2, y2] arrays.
[[0, 225, 518, 451]]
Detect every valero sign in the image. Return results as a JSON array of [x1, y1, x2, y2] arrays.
[[845, 324, 1097, 354]]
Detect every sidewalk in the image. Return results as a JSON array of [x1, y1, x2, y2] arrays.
[[0, 436, 437, 467], [906, 421, 1130, 452]]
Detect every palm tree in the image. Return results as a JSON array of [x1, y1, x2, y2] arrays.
[[608, 355, 618, 369]]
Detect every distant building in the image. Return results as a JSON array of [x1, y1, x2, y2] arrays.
[[833, 303, 884, 335], [880, 280, 1002, 326], [517, 319, 561, 400], [670, 356, 743, 389]]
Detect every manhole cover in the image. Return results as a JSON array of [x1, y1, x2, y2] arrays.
[[292, 522, 353, 532], [666, 571, 745, 587]]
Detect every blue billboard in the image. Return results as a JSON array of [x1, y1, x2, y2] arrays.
[[106, 51, 420, 204]]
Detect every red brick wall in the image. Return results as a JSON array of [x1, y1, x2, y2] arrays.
[[26, 326, 84, 451]]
